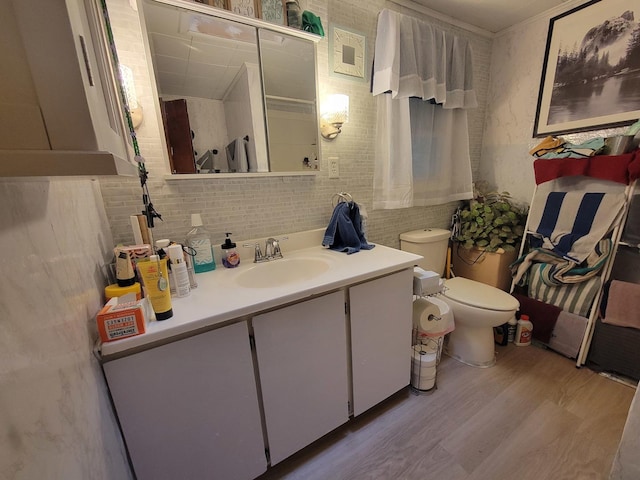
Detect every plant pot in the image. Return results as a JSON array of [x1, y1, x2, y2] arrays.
[[451, 245, 518, 292]]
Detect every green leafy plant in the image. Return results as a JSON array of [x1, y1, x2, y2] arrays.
[[454, 191, 528, 252]]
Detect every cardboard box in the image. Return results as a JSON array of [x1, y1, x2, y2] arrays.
[[97, 295, 154, 343], [451, 246, 518, 292]]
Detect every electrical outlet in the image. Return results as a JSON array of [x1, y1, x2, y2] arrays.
[[329, 156, 339, 178]]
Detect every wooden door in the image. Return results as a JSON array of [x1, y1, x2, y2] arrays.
[[161, 98, 196, 173]]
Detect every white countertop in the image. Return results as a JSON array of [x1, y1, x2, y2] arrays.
[[100, 235, 422, 359]]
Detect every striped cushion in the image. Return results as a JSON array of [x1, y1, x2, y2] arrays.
[[528, 263, 601, 317]]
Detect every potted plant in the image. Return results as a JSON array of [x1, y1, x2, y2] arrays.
[[452, 190, 528, 291]]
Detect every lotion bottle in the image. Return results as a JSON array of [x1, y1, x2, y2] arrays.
[[186, 214, 216, 273], [167, 244, 190, 298]]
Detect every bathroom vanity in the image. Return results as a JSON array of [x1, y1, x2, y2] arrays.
[[100, 229, 422, 480]]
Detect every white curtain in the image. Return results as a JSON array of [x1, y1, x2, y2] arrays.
[[372, 9, 476, 209]]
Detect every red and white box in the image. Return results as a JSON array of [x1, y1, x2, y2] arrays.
[[97, 295, 154, 343]]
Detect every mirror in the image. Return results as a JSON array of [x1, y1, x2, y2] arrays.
[[140, 0, 319, 174]]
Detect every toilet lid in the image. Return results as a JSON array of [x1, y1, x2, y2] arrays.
[[444, 277, 519, 311]]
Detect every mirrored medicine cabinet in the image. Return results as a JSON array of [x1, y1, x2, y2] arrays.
[[139, 0, 320, 176]]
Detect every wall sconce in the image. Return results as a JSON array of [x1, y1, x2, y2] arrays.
[[119, 64, 143, 130], [320, 94, 349, 140]]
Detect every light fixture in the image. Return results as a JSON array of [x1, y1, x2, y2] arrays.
[[119, 64, 143, 129], [320, 94, 349, 140]]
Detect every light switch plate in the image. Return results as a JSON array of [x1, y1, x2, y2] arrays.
[[329, 156, 339, 178]]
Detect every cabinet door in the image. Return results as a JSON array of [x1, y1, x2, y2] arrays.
[[350, 269, 414, 416], [103, 322, 266, 480], [253, 291, 349, 465]]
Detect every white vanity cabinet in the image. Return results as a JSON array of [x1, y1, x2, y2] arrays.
[[350, 269, 414, 416], [102, 321, 267, 480], [1, 0, 136, 176], [252, 291, 350, 465]]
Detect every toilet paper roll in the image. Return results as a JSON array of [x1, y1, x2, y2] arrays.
[[412, 344, 437, 368], [413, 298, 444, 334]]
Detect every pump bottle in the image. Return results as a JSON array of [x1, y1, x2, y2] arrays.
[[221, 233, 240, 268]]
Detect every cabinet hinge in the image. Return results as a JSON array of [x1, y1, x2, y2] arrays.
[[265, 447, 271, 463], [344, 302, 348, 315], [249, 334, 256, 350], [348, 400, 353, 416]]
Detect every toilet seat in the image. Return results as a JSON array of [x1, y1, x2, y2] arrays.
[[444, 277, 519, 312]]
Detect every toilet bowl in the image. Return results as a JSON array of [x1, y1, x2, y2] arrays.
[[441, 277, 519, 367], [400, 228, 520, 368]]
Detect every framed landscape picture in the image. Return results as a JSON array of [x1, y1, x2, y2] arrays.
[[533, 0, 640, 137]]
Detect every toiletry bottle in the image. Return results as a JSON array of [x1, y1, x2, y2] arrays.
[[186, 213, 216, 273], [221, 233, 240, 268], [515, 314, 533, 346], [167, 244, 191, 298], [155, 239, 174, 294], [138, 255, 173, 320], [115, 247, 136, 287], [507, 315, 518, 343]]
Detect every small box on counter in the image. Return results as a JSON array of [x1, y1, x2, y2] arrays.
[[117, 244, 152, 263], [97, 295, 155, 343]]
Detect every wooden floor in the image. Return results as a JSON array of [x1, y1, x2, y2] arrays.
[[257, 344, 635, 480]]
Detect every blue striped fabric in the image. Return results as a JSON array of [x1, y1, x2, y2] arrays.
[[528, 190, 624, 263]]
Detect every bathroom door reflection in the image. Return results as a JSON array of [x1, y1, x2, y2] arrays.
[[259, 29, 318, 172]]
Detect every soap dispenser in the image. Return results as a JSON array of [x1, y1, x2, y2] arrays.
[[221, 233, 240, 268]]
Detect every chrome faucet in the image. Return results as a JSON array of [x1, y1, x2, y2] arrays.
[[243, 236, 287, 263], [264, 238, 281, 259]]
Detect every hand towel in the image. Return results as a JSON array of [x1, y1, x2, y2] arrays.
[[548, 311, 588, 359], [602, 280, 640, 329], [226, 137, 248, 173], [322, 202, 375, 254], [512, 293, 562, 344]]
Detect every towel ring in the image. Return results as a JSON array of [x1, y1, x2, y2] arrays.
[[332, 192, 353, 207]]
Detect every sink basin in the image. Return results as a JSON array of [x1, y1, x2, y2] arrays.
[[234, 257, 331, 288]]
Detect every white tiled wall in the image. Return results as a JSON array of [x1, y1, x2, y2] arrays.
[[100, 0, 492, 251]]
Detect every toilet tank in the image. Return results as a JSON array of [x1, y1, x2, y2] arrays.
[[400, 228, 450, 276]]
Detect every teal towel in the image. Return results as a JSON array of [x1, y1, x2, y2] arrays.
[[302, 11, 324, 36]]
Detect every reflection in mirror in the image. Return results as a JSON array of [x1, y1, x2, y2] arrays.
[[140, 0, 318, 175], [260, 29, 318, 172]]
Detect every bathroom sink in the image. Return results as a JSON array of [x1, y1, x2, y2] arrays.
[[234, 257, 332, 288]]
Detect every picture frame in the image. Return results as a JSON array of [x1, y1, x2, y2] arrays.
[[227, 0, 258, 18], [192, 0, 227, 8], [330, 26, 366, 80], [533, 0, 640, 137], [259, 0, 285, 26]]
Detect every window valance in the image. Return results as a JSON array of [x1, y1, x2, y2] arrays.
[[372, 9, 477, 109]]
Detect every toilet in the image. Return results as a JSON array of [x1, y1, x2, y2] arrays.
[[400, 228, 520, 367]]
